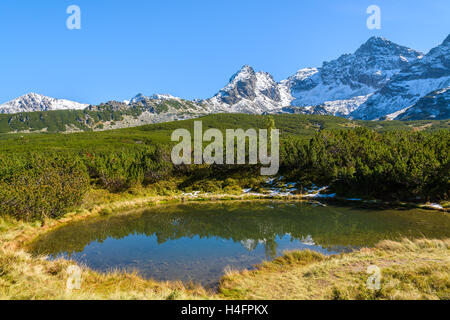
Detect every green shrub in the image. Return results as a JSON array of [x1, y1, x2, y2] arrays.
[[148, 179, 179, 196], [0, 153, 89, 221], [224, 185, 242, 195], [85, 148, 172, 193], [99, 207, 113, 216], [282, 128, 450, 201], [190, 180, 222, 193], [223, 178, 238, 188]]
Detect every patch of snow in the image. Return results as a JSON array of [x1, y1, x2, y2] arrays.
[[426, 203, 444, 210], [181, 191, 201, 197], [385, 105, 414, 120], [129, 93, 182, 104], [290, 83, 374, 108], [302, 186, 331, 198], [300, 235, 316, 246]]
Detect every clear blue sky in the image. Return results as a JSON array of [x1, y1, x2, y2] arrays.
[[0, 0, 449, 104]]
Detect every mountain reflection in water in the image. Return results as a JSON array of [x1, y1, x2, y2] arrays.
[[30, 201, 450, 287]]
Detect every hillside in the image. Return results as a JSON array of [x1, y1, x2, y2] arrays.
[[0, 113, 448, 153], [0, 99, 208, 134]]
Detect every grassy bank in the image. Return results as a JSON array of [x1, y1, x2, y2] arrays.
[[220, 238, 450, 300], [0, 246, 210, 300]]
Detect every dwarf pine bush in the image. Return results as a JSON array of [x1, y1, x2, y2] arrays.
[[0, 153, 89, 221]]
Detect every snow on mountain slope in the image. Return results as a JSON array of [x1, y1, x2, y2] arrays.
[[0, 93, 88, 114], [352, 35, 450, 120], [286, 37, 423, 109], [205, 65, 290, 114], [384, 106, 414, 120], [203, 37, 423, 117], [125, 93, 209, 117], [129, 93, 183, 104], [394, 87, 450, 120], [282, 95, 372, 117]]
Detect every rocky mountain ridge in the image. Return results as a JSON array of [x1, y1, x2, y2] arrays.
[[1, 35, 449, 125]]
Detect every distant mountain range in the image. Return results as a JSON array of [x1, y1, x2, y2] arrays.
[[0, 92, 88, 114], [1, 34, 449, 132]]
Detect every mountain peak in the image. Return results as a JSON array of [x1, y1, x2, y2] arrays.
[[129, 93, 145, 104], [129, 93, 180, 104], [23, 92, 40, 97], [17, 92, 45, 100], [442, 33, 450, 46], [353, 37, 423, 65], [356, 36, 403, 54], [361, 36, 391, 48], [366, 36, 389, 43], [148, 93, 180, 101], [229, 65, 256, 83], [351, 32, 450, 120], [239, 65, 254, 72], [0, 93, 88, 114]]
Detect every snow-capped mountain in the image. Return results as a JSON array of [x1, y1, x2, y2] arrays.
[[205, 65, 291, 114], [126, 93, 208, 113], [0, 93, 88, 114], [283, 37, 423, 115], [2, 34, 449, 125], [129, 93, 183, 105], [352, 35, 450, 120], [203, 37, 425, 118], [125, 33, 450, 121]]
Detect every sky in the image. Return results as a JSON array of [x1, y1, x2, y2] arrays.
[[0, 0, 449, 105]]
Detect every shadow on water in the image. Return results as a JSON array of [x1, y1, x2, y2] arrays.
[[30, 201, 450, 287]]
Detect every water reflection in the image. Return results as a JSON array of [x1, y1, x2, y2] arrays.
[[30, 201, 450, 286]]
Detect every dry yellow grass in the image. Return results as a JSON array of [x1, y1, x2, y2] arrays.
[[0, 247, 213, 300], [219, 238, 450, 300]]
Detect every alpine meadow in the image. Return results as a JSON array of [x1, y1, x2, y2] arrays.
[[0, 1, 449, 304]]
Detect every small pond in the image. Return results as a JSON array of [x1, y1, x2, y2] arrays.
[[30, 201, 450, 287]]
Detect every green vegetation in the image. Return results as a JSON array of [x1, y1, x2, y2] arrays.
[[0, 114, 448, 220], [0, 107, 131, 133], [0, 154, 89, 221], [0, 113, 448, 300], [0, 99, 207, 133], [0, 108, 448, 134], [282, 128, 450, 202]]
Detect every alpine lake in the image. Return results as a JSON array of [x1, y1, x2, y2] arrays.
[[30, 201, 450, 288]]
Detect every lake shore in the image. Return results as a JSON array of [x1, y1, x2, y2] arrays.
[[220, 238, 450, 300], [5, 189, 448, 252], [1, 190, 449, 300]]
